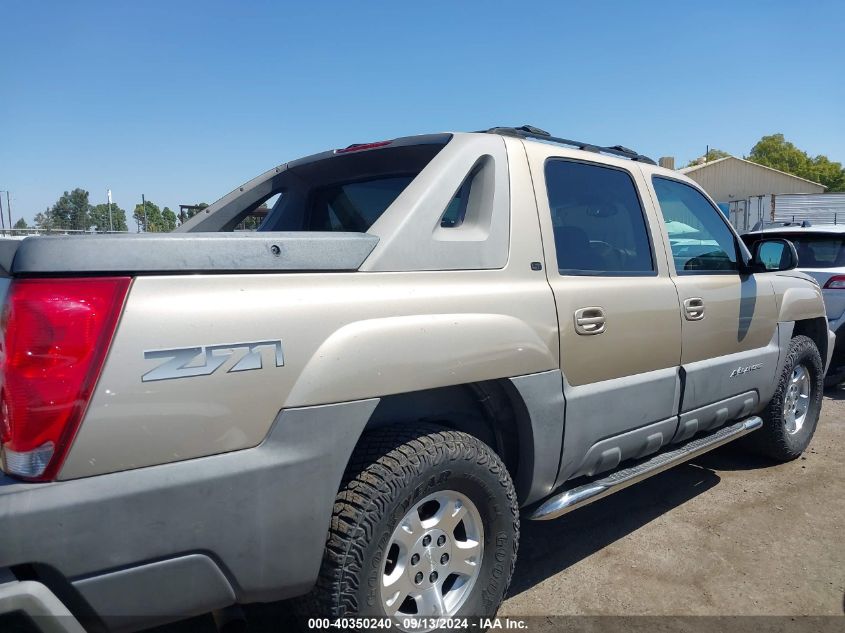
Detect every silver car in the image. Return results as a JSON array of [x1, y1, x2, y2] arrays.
[[743, 223, 845, 385]]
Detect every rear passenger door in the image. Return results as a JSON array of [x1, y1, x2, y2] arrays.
[[528, 152, 683, 484], [647, 176, 779, 441]]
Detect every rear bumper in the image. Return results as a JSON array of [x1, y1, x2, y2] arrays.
[[0, 573, 84, 633], [0, 400, 378, 631], [827, 324, 844, 377]]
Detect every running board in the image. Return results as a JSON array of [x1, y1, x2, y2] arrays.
[[528, 416, 763, 521]]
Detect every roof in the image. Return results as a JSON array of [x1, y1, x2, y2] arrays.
[[747, 224, 845, 235], [680, 155, 826, 189]]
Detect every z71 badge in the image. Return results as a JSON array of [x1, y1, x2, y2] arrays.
[[142, 340, 284, 382]]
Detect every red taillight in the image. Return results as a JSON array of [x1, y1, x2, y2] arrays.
[[823, 275, 845, 289], [334, 140, 392, 154], [0, 277, 130, 481]]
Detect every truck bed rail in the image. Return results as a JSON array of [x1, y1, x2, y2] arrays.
[[0, 232, 378, 276]]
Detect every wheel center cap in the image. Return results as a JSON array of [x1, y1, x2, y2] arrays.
[[408, 528, 452, 586], [423, 548, 436, 569]]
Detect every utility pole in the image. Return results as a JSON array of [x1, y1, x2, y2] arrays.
[[142, 194, 148, 233], [5, 191, 10, 232], [107, 189, 113, 232]]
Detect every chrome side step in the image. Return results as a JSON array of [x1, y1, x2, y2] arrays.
[[528, 416, 763, 521]]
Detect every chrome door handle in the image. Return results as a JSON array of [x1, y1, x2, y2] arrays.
[[574, 307, 606, 335], [683, 297, 705, 321]]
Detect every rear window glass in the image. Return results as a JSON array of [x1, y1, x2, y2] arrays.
[[307, 176, 415, 232], [744, 233, 845, 268], [258, 140, 448, 232]]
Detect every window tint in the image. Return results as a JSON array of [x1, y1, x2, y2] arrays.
[[260, 141, 447, 233], [307, 176, 414, 232], [744, 233, 845, 269], [787, 236, 845, 268], [544, 160, 654, 275], [652, 177, 739, 274], [440, 168, 479, 228]]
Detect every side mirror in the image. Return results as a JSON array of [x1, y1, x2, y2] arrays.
[[751, 238, 799, 272]]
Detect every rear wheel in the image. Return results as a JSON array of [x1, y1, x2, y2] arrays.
[[381, 489, 485, 618], [302, 425, 519, 629], [746, 335, 823, 461]]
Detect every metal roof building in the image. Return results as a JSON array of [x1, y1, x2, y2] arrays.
[[680, 156, 826, 201], [679, 156, 827, 231]]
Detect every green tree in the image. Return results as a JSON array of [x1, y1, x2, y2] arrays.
[[748, 133, 845, 192], [686, 149, 731, 167], [133, 200, 165, 232], [748, 134, 813, 178], [179, 202, 209, 224], [13, 218, 28, 230], [186, 202, 208, 220], [90, 203, 129, 232], [48, 188, 91, 231], [34, 209, 54, 231], [161, 207, 178, 232], [810, 155, 845, 192]]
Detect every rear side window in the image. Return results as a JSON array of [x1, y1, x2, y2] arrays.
[[652, 177, 739, 274], [544, 160, 654, 275]]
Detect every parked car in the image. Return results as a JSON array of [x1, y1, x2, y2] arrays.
[[0, 126, 835, 632], [742, 224, 845, 386]]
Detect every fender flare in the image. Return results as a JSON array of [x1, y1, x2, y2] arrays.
[[284, 313, 557, 408]]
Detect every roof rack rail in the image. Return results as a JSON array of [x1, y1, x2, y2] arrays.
[[481, 125, 657, 165], [749, 219, 815, 231]]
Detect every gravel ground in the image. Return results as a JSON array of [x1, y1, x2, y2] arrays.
[[501, 388, 845, 617], [154, 388, 844, 632]]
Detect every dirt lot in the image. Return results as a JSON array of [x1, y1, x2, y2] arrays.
[[158, 389, 844, 632], [501, 388, 844, 617]]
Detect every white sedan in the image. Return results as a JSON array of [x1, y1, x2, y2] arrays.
[[743, 223, 845, 386]]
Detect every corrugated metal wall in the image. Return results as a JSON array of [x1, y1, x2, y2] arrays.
[[682, 157, 825, 203], [773, 193, 845, 225]]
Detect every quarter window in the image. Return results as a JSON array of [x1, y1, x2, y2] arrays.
[[652, 177, 739, 274], [440, 167, 477, 228], [544, 160, 654, 275]]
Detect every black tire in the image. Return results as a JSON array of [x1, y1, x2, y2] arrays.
[[746, 335, 824, 461], [300, 424, 519, 628]]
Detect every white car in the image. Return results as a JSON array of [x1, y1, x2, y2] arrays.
[[743, 223, 845, 386]]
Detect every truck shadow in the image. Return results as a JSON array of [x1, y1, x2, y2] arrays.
[[823, 385, 845, 401], [152, 437, 813, 632], [507, 461, 719, 599], [193, 464, 724, 632], [691, 442, 778, 472]]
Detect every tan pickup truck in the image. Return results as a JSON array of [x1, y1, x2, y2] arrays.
[[0, 126, 834, 632]]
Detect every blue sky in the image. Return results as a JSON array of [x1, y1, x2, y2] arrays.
[[1, 0, 843, 226]]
